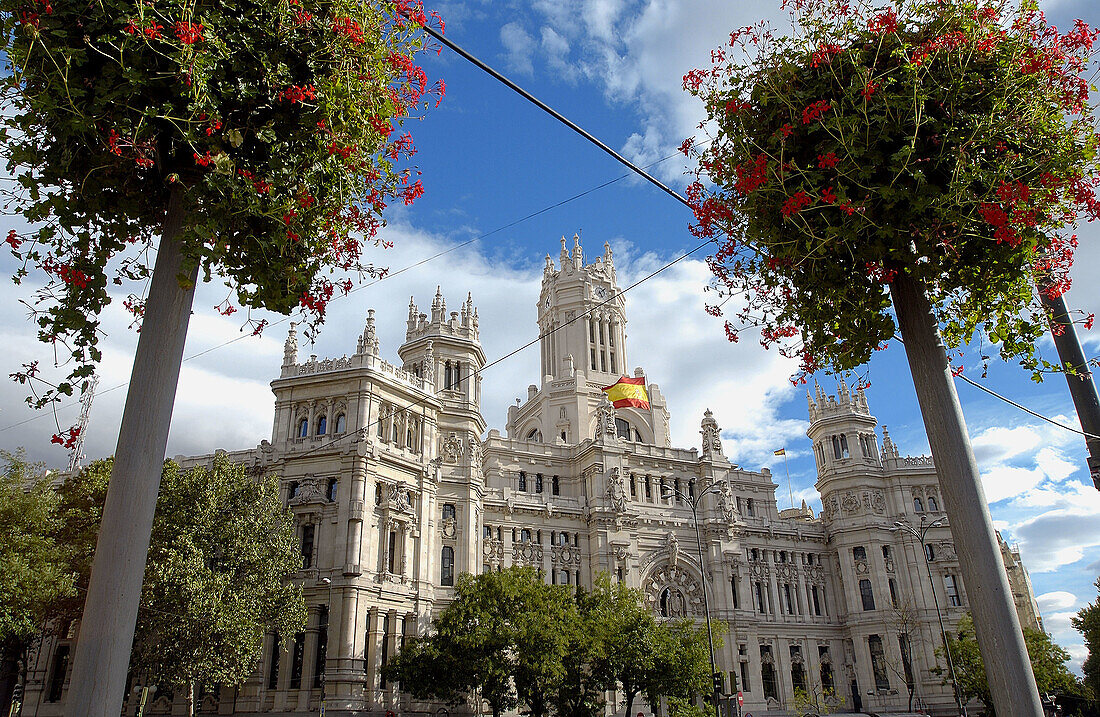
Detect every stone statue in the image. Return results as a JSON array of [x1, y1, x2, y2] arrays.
[[283, 322, 299, 366], [700, 408, 724, 458], [596, 396, 616, 438], [442, 433, 463, 464], [666, 532, 679, 567], [423, 340, 435, 382], [606, 468, 626, 513], [468, 433, 482, 473]]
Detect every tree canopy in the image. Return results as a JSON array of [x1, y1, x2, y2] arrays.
[[683, 0, 1099, 380], [57, 456, 307, 690], [384, 569, 719, 717], [1073, 579, 1100, 700], [941, 613, 1084, 714], [0, 0, 443, 409]]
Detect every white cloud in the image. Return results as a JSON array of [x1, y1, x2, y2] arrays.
[[540, 27, 575, 81], [500, 22, 536, 75], [1037, 591, 1079, 612]]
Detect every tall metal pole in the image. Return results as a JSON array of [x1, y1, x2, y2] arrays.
[[1038, 290, 1100, 490], [894, 518, 966, 716], [664, 484, 724, 717]]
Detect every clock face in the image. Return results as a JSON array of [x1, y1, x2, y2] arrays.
[[595, 287, 607, 299], [544, 296, 552, 308]]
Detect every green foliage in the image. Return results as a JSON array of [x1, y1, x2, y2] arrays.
[[940, 613, 1084, 714], [685, 0, 1099, 380], [790, 686, 841, 717], [1073, 580, 1100, 700], [384, 570, 720, 717], [54, 455, 306, 689], [0, 450, 73, 648], [0, 0, 442, 405], [667, 696, 708, 717]]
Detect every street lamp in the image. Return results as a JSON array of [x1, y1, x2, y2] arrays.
[[319, 577, 332, 706], [891, 517, 967, 717], [661, 482, 728, 717]]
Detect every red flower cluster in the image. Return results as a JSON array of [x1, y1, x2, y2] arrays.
[[5, 229, 21, 249], [801, 100, 830, 124], [51, 427, 81, 450], [864, 262, 897, 284], [278, 84, 317, 104], [43, 258, 89, 288], [781, 190, 812, 217], [868, 9, 897, 35], [174, 21, 204, 44], [734, 154, 768, 195], [332, 16, 365, 44], [817, 152, 839, 169], [810, 42, 843, 67]]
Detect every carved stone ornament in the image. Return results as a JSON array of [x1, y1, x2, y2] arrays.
[[870, 490, 886, 514], [423, 341, 435, 382], [716, 479, 737, 524], [290, 476, 325, 505], [387, 484, 413, 513], [700, 408, 724, 458], [512, 542, 544, 566], [468, 434, 483, 473], [606, 468, 627, 513], [613, 545, 630, 563], [666, 532, 679, 567], [283, 322, 299, 365], [596, 396, 616, 437], [441, 518, 456, 539], [841, 491, 861, 513], [442, 432, 463, 464], [644, 564, 704, 617]]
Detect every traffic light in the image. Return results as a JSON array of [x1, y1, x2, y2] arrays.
[[713, 671, 725, 697]]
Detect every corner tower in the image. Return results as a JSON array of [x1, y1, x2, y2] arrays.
[[398, 287, 487, 435]]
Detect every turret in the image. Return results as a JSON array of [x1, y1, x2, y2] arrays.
[[806, 379, 881, 475], [399, 287, 485, 411]]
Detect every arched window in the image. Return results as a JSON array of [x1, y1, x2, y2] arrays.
[[298, 418, 309, 438], [832, 435, 842, 459], [615, 417, 631, 439], [406, 417, 416, 449], [521, 528, 532, 543], [316, 415, 327, 435], [441, 546, 454, 586], [914, 497, 924, 512], [442, 503, 456, 521], [526, 428, 542, 442], [377, 404, 388, 440], [392, 412, 403, 445], [660, 588, 670, 617], [925, 544, 936, 562], [334, 414, 346, 433], [839, 434, 850, 458], [327, 478, 338, 502], [928, 496, 939, 511], [287, 481, 300, 501]]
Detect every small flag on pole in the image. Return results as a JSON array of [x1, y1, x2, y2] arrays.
[[773, 448, 786, 456], [601, 376, 650, 410]]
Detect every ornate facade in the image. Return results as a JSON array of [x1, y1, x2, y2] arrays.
[[23, 235, 1041, 716]]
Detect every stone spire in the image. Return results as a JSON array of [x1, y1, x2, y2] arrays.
[[572, 232, 583, 269], [545, 253, 554, 276], [560, 236, 569, 268], [700, 408, 724, 459], [283, 322, 299, 367], [357, 309, 379, 356]]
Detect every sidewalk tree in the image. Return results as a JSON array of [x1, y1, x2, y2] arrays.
[[940, 613, 1083, 714], [683, 1, 1099, 714], [55, 456, 306, 701], [1073, 578, 1100, 698], [583, 576, 660, 717], [0, 451, 71, 712], [0, 0, 441, 710]]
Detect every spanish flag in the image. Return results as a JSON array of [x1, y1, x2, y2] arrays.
[[602, 376, 650, 410], [774, 448, 786, 456]]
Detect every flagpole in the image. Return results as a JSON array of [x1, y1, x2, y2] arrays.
[[783, 450, 793, 509]]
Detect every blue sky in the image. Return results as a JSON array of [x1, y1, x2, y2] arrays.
[[1, 0, 1099, 670]]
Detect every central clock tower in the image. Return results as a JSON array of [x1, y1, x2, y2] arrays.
[[505, 234, 670, 446]]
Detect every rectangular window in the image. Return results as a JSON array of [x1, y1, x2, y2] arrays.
[[745, 498, 754, 517], [755, 581, 765, 613], [860, 579, 875, 611], [535, 473, 544, 493], [47, 644, 70, 702], [300, 525, 315, 570], [783, 584, 794, 614], [552, 476, 560, 496], [740, 661, 750, 693], [811, 585, 822, 616], [882, 544, 892, 561], [313, 607, 328, 688], [852, 545, 867, 562], [518, 471, 527, 491], [630, 475, 637, 499], [760, 647, 778, 701], [945, 574, 962, 607], [869, 634, 890, 691], [731, 577, 739, 609], [379, 615, 390, 688], [889, 578, 899, 608], [289, 632, 305, 689], [268, 634, 281, 689], [645, 477, 652, 500], [387, 531, 397, 573], [484, 525, 492, 539]]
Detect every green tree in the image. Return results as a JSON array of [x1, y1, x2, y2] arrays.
[[0, 451, 72, 712], [1073, 580, 1100, 699], [941, 614, 1084, 715], [0, 0, 441, 707], [583, 576, 660, 717], [684, 2, 1099, 713], [645, 618, 723, 709], [384, 567, 569, 717], [54, 456, 306, 704]]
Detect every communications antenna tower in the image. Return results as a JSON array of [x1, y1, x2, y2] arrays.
[[67, 374, 98, 473]]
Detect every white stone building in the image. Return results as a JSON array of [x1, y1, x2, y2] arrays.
[[22, 235, 1041, 716]]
